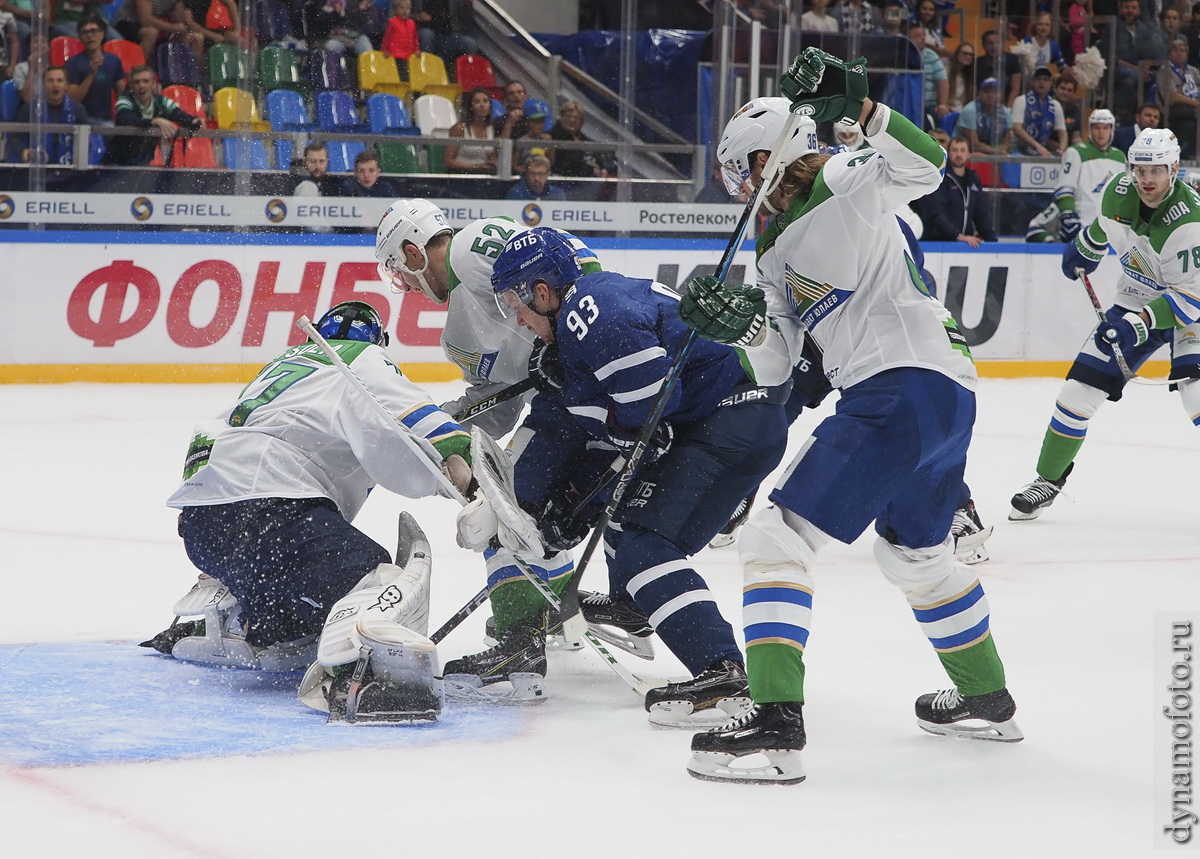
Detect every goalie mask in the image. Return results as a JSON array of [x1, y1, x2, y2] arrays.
[[717, 98, 819, 199], [315, 301, 389, 347], [490, 227, 583, 317], [375, 198, 454, 303]]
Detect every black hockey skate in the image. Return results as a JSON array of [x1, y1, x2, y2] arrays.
[[915, 687, 1023, 741], [325, 663, 441, 723], [645, 659, 753, 727], [950, 498, 993, 564], [687, 702, 807, 784], [484, 609, 582, 652], [1009, 463, 1073, 521], [579, 590, 655, 660], [709, 490, 757, 549], [442, 620, 547, 704]]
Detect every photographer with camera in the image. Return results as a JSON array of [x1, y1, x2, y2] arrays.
[[103, 64, 202, 166]]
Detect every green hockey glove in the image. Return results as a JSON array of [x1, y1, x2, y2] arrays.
[[678, 274, 768, 347], [779, 47, 869, 124]]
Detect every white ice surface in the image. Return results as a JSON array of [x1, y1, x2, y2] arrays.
[[1, 378, 1197, 858]]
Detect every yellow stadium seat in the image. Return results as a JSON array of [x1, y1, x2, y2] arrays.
[[358, 51, 410, 100], [213, 88, 270, 131], [407, 53, 461, 103]]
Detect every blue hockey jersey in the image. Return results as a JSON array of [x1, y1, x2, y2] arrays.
[[554, 272, 747, 438]]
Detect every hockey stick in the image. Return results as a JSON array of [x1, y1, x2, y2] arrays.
[[451, 378, 535, 423], [1075, 269, 1173, 386], [295, 318, 661, 692], [558, 108, 807, 633]]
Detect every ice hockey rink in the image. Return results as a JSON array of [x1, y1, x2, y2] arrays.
[[1, 375, 1197, 858]]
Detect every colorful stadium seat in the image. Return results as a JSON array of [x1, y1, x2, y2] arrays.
[[407, 53, 460, 103], [158, 42, 203, 88], [102, 40, 144, 77], [358, 51, 409, 100], [367, 93, 419, 135], [454, 54, 502, 100]]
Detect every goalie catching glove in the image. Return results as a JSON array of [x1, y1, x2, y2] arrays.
[[454, 426, 544, 556], [780, 47, 869, 124], [678, 274, 768, 347]]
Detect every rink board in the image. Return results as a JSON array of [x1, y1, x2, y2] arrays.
[[0, 233, 1170, 382]]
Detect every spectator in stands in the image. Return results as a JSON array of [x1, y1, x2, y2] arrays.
[[1113, 99, 1162, 150], [1056, 75, 1085, 144], [341, 148, 397, 197], [799, 0, 839, 33], [548, 99, 612, 178], [64, 15, 126, 126], [913, 0, 949, 60], [0, 7, 15, 85], [1102, 0, 1166, 123], [1157, 6, 1184, 57], [1156, 37, 1200, 157], [493, 79, 526, 139], [834, 0, 880, 33], [291, 141, 341, 195], [879, 0, 905, 36], [7, 65, 87, 164], [382, 0, 419, 62], [103, 63, 200, 164], [976, 29, 1024, 107], [178, 0, 241, 51], [444, 86, 498, 174], [415, 0, 478, 63], [113, 0, 206, 67], [1183, 1, 1200, 65], [910, 23, 949, 129], [1065, 0, 1090, 65], [512, 98, 549, 172], [0, 0, 31, 42], [306, 0, 376, 56], [53, 1, 122, 41], [13, 31, 47, 102], [947, 42, 978, 112], [917, 136, 997, 246], [1012, 65, 1068, 156], [505, 153, 565, 201], [955, 76, 1013, 155], [1021, 12, 1068, 78]]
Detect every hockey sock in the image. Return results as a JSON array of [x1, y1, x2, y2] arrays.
[[487, 551, 574, 635], [936, 633, 1006, 698], [746, 642, 806, 704], [1035, 424, 1084, 482]]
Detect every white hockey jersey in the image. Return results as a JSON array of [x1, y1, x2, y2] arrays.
[[167, 340, 468, 520], [744, 104, 977, 392], [439, 217, 600, 436], [1055, 141, 1125, 224]]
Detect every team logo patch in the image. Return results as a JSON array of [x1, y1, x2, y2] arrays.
[[1120, 247, 1161, 290], [445, 343, 500, 379]]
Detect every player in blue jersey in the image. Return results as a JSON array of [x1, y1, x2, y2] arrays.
[[488, 227, 793, 725]]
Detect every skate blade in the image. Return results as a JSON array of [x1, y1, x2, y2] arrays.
[[708, 531, 737, 549], [586, 623, 655, 660], [955, 546, 990, 565], [1007, 506, 1042, 522], [443, 672, 548, 705], [954, 524, 993, 554], [483, 633, 584, 653], [648, 696, 753, 729], [917, 717, 1024, 742], [326, 709, 439, 725], [686, 749, 806, 785]]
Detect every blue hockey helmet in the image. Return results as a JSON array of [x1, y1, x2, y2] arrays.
[[314, 301, 390, 347], [491, 227, 583, 314]]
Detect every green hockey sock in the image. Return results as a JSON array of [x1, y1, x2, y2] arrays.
[[489, 569, 572, 634], [746, 642, 806, 703], [1035, 426, 1084, 482], [937, 633, 1006, 698]]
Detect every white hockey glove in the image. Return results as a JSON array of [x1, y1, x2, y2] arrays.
[[454, 495, 543, 555]]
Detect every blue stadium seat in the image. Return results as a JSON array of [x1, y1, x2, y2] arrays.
[[367, 93, 420, 136], [89, 134, 106, 165], [491, 97, 504, 120], [327, 141, 366, 173], [255, 0, 293, 43], [265, 89, 317, 169], [309, 50, 352, 92], [0, 80, 18, 122], [223, 138, 271, 170], [941, 111, 959, 136], [316, 91, 369, 133]]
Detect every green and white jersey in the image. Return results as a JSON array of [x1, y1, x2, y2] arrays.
[[743, 104, 976, 392], [1054, 141, 1124, 223], [440, 216, 601, 436], [167, 340, 467, 518], [1078, 174, 1200, 325]]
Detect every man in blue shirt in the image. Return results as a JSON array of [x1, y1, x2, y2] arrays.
[[505, 153, 566, 201], [63, 15, 125, 125]]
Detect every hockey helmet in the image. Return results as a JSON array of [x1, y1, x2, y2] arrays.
[[1127, 128, 1181, 181], [491, 227, 583, 315], [716, 97, 819, 198], [375, 198, 454, 303], [315, 301, 390, 347], [1087, 108, 1115, 127]]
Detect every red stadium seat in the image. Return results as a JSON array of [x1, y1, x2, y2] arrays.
[[103, 40, 144, 77], [50, 36, 84, 66]]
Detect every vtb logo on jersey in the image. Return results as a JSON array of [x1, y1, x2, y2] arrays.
[[626, 480, 656, 508]]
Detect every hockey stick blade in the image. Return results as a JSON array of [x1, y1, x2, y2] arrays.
[[1074, 270, 1173, 386]]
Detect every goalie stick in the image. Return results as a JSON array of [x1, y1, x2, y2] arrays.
[[1075, 269, 1173, 386], [451, 378, 536, 423], [558, 107, 808, 636], [294, 317, 661, 694]]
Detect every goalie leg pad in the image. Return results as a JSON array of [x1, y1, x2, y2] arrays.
[[316, 555, 432, 669]]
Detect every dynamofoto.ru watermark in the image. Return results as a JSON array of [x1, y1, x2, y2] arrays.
[[1161, 616, 1197, 846]]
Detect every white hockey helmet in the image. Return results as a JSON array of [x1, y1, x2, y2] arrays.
[[716, 97, 819, 198], [1087, 108, 1115, 127], [375, 198, 454, 303], [1127, 128, 1181, 180]]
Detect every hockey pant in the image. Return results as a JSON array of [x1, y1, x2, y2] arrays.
[[740, 367, 1006, 702], [608, 395, 790, 676], [1037, 312, 1200, 480], [487, 393, 616, 634], [178, 497, 391, 648]]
